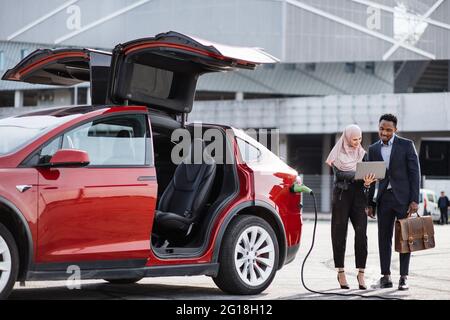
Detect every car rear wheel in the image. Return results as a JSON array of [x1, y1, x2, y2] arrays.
[[213, 215, 279, 295], [0, 223, 19, 300], [104, 277, 143, 284]]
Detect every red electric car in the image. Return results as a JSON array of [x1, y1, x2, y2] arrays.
[[0, 32, 302, 299]]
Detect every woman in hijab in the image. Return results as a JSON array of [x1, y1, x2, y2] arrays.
[[326, 124, 376, 290]]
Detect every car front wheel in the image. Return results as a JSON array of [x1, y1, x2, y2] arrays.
[[0, 223, 19, 300], [213, 215, 279, 295]]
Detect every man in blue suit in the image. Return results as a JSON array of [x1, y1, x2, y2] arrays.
[[366, 114, 420, 291]]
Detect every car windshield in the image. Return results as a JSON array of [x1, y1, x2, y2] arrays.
[[0, 115, 79, 155]]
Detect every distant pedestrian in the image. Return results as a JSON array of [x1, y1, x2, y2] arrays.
[[438, 191, 449, 225]]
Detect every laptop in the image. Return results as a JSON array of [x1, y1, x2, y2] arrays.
[[354, 161, 386, 180]]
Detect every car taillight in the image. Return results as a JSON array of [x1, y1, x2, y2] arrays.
[[424, 197, 427, 210]]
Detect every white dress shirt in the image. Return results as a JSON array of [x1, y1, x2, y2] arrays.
[[380, 135, 395, 189]]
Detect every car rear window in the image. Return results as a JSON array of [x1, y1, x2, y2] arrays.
[[129, 63, 173, 99], [236, 137, 261, 163], [0, 115, 78, 155]]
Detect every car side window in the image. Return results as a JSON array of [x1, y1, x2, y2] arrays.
[[236, 138, 261, 163], [427, 193, 435, 202], [61, 114, 151, 166], [38, 136, 63, 164]]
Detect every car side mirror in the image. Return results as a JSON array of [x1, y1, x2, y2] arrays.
[[46, 149, 90, 168]]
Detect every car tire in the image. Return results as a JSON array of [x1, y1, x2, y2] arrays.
[[0, 223, 19, 300], [104, 277, 143, 284], [213, 215, 279, 295]]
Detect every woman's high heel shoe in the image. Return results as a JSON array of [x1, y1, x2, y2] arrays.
[[337, 270, 349, 289], [357, 271, 367, 290]]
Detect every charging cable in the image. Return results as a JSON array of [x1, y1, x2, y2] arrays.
[[291, 183, 402, 300]]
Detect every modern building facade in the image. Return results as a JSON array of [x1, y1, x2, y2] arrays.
[[1, 0, 450, 211]]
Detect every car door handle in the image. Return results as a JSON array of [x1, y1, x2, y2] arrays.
[[16, 185, 32, 193], [137, 176, 157, 181]]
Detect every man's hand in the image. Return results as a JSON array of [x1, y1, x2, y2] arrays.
[[407, 201, 419, 216], [365, 207, 376, 219]]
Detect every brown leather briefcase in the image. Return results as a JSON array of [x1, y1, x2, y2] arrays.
[[395, 213, 435, 253]]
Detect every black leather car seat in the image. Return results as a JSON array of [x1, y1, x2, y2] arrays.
[[153, 138, 216, 244]]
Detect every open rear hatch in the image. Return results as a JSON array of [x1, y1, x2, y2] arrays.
[[1, 48, 112, 104], [1, 31, 279, 114], [108, 31, 279, 115]]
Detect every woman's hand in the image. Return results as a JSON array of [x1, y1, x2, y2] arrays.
[[365, 207, 376, 218], [363, 173, 377, 188]]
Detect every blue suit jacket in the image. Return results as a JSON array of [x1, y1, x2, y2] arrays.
[[367, 136, 420, 208]]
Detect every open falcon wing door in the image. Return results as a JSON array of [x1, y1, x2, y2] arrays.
[[1, 48, 112, 104], [108, 31, 279, 115]]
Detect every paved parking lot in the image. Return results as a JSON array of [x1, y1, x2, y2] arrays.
[[10, 219, 450, 300]]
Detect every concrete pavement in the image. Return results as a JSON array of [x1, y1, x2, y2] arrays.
[[10, 220, 450, 300]]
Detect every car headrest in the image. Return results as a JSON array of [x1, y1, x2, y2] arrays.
[[116, 130, 131, 138]]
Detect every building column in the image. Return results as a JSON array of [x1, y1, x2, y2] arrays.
[[14, 90, 23, 108], [87, 87, 92, 105], [335, 132, 341, 144], [235, 91, 244, 101], [362, 132, 372, 150], [278, 133, 287, 162], [73, 86, 78, 105], [321, 134, 333, 212]]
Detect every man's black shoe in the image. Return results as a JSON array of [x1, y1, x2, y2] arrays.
[[398, 277, 409, 291], [380, 275, 393, 288]]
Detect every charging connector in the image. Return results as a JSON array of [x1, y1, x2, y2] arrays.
[[290, 183, 313, 195]]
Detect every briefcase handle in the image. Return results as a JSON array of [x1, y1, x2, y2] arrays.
[[407, 208, 420, 218]]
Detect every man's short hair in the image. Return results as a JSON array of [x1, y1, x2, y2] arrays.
[[379, 114, 398, 127]]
